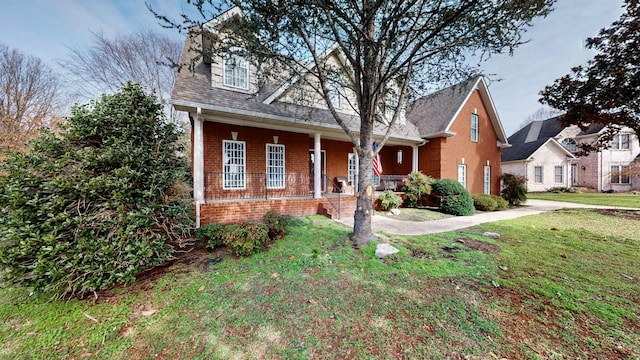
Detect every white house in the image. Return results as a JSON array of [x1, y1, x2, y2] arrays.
[[501, 117, 640, 192]]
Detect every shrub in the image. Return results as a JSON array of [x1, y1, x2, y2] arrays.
[[547, 186, 579, 193], [431, 178, 475, 216], [223, 222, 269, 257], [500, 173, 527, 205], [0, 83, 193, 299], [402, 171, 432, 207], [378, 190, 403, 210], [494, 195, 509, 210], [263, 210, 287, 240], [196, 223, 227, 249], [472, 194, 497, 211]]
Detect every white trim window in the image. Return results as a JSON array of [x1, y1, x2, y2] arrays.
[[554, 165, 564, 183], [328, 81, 342, 109], [561, 138, 577, 153], [266, 144, 285, 189], [534, 166, 543, 183], [483, 165, 491, 194], [611, 165, 630, 184], [223, 140, 246, 189], [470, 113, 479, 142], [224, 48, 249, 90], [348, 153, 357, 185], [612, 134, 631, 150], [458, 164, 467, 188]]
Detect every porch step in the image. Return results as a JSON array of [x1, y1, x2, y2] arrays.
[[321, 196, 357, 220]]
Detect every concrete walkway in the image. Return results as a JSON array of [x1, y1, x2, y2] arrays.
[[336, 199, 637, 236]]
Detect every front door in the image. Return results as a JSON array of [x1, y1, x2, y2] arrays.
[[571, 163, 578, 186], [309, 150, 326, 192]]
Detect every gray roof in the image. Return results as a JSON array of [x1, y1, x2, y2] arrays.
[[501, 117, 565, 162], [406, 77, 481, 137], [171, 35, 423, 142]]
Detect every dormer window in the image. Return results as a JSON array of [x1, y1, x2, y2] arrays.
[[328, 82, 342, 109], [224, 48, 249, 90], [561, 138, 577, 153]]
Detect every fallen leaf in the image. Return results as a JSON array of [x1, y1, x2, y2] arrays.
[[550, 227, 559, 231], [308, 299, 317, 305], [561, 253, 568, 259], [198, 285, 205, 292], [270, 272, 279, 278], [141, 309, 157, 317], [289, 255, 296, 260], [338, 264, 347, 268]]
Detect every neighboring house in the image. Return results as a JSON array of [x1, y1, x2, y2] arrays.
[[171, 10, 510, 226], [502, 117, 640, 192]]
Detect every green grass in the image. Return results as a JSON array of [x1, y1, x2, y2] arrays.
[[528, 192, 640, 208], [1, 211, 639, 359], [376, 207, 453, 221]]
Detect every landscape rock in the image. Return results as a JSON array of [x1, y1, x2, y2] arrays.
[[390, 208, 401, 216], [482, 232, 500, 239], [375, 244, 399, 258]]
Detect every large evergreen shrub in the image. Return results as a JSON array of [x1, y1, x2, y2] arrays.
[[431, 178, 475, 216], [0, 83, 193, 298]]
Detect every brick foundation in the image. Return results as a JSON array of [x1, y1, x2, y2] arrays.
[[199, 196, 357, 225]]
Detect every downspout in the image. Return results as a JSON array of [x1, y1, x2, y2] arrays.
[[413, 141, 427, 172]]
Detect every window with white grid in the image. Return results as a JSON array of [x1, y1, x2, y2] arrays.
[[611, 165, 630, 184], [612, 134, 631, 150], [223, 140, 245, 189], [348, 153, 357, 185], [483, 166, 491, 194], [224, 49, 249, 90], [458, 164, 467, 188], [470, 114, 479, 142], [554, 165, 564, 183], [534, 166, 543, 183], [266, 144, 285, 189]]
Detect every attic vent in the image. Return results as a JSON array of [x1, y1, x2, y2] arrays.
[[525, 121, 543, 143]]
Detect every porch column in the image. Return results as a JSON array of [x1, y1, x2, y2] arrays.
[[193, 107, 204, 228], [412, 145, 419, 172], [314, 133, 322, 199]]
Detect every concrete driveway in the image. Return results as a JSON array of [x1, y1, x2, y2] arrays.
[[336, 199, 637, 236]]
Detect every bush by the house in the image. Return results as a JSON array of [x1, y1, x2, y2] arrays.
[[547, 186, 579, 193], [378, 190, 403, 210], [0, 83, 193, 299], [501, 173, 527, 205], [263, 210, 287, 241], [471, 194, 509, 211], [431, 178, 475, 216], [402, 171, 432, 207], [494, 195, 509, 210], [472, 194, 498, 211], [223, 222, 269, 257], [196, 223, 227, 249]]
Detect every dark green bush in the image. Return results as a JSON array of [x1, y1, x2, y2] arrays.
[[377, 190, 403, 210], [263, 210, 287, 240], [402, 171, 432, 207], [196, 223, 227, 249], [0, 83, 192, 299], [431, 178, 475, 216], [501, 173, 527, 205], [472, 194, 497, 211], [223, 222, 269, 257]]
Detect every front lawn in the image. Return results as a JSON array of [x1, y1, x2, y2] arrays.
[[528, 191, 640, 208], [1, 211, 639, 359]]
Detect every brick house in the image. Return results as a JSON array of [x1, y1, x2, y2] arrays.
[[171, 11, 510, 226], [502, 117, 640, 192]]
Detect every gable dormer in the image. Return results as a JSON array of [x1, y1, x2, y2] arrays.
[[202, 7, 259, 93]]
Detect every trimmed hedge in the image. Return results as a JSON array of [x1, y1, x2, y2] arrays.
[[472, 194, 509, 211], [378, 190, 403, 210], [431, 179, 475, 216]]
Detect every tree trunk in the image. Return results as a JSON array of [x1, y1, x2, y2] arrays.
[[351, 116, 376, 245]]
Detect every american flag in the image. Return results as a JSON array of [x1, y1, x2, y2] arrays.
[[373, 143, 382, 177]]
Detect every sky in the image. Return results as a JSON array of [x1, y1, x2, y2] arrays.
[[0, 0, 627, 137]]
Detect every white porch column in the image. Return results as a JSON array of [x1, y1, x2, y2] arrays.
[[193, 107, 204, 228], [314, 133, 322, 199], [412, 145, 419, 172]]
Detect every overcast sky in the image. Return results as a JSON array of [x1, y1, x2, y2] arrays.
[[0, 0, 626, 137]]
